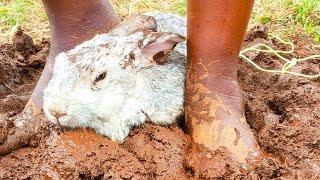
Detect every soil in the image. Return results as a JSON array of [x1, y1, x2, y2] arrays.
[[0, 28, 319, 179]]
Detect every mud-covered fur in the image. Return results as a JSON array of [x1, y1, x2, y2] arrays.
[[43, 13, 187, 141]]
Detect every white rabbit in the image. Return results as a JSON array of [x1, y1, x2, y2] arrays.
[[43, 13, 187, 141]]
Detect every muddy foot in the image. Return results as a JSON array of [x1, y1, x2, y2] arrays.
[[0, 101, 42, 156], [185, 75, 261, 163]]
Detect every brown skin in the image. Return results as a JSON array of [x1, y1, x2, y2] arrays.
[[186, 0, 259, 163]]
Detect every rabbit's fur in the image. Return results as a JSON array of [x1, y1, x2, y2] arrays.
[[43, 13, 187, 141]]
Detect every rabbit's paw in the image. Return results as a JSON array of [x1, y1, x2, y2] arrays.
[[97, 122, 131, 142]]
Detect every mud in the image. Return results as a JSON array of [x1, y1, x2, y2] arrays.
[[0, 28, 319, 179]]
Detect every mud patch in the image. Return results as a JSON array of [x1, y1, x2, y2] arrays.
[[0, 28, 320, 179], [0, 28, 49, 113]]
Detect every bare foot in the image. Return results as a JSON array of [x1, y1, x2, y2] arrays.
[[185, 76, 259, 163], [0, 0, 119, 156], [186, 0, 259, 163], [0, 102, 39, 156]]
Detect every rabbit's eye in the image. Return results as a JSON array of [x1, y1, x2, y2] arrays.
[[94, 72, 107, 82], [92, 71, 107, 91]]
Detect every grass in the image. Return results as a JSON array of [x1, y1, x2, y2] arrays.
[[251, 0, 320, 42], [0, 0, 49, 43], [112, 0, 183, 17], [0, 0, 319, 43]]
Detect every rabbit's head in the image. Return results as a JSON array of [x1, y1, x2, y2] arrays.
[[43, 15, 185, 129]]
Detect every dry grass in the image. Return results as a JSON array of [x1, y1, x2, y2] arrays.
[[0, 0, 49, 43], [0, 0, 319, 43], [111, 0, 186, 17]]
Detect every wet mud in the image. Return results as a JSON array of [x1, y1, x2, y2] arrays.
[[0, 28, 319, 179]]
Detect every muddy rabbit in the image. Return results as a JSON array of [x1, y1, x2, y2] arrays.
[[43, 13, 187, 141]]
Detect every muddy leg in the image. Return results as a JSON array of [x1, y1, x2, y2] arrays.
[[186, 0, 259, 163], [0, 0, 119, 156]]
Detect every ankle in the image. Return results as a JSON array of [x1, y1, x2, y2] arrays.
[[43, 0, 119, 53], [202, 73, 242, 97]]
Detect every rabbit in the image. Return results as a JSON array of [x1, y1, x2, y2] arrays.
[[43, 13, 187, 141]]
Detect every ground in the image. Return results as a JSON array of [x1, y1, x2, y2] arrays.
[[0, 26, 319, 179]]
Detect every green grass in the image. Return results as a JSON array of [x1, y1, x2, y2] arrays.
[[294, 0, 320, 41], [177, 0, 187, 16], [0, 0, 48, 43], [251, 0, 320, 42], [0, 0, 319, 43]]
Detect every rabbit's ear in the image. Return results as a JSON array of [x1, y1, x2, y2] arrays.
[[140, 32, 185, 65], [110, 15, 157, 36]]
